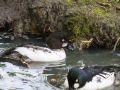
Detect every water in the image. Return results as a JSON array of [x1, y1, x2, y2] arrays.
[[0, 37, 120, 90]]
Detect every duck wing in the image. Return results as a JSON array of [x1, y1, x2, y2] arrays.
[[82, 66, 120, 82], [0, 43, 47, 57]]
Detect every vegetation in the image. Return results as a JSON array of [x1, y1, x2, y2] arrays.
[[0, 0, 120, 49], [63, 0, 120, 49]]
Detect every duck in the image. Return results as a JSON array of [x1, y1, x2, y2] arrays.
[[64, 66, 120, 90], [0, 30, 69, 66]]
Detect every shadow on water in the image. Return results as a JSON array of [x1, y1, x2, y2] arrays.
[[0, 37, 120, 90]]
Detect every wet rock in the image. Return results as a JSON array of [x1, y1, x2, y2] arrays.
[[11, 0, 67, 37]]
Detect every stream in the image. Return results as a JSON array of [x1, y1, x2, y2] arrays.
[[0, 36, 120, 90]]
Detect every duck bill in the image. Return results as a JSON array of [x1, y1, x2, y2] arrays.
[[62, 42, 68, 47]]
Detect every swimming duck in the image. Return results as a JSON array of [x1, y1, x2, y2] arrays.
[[64, 66, 120, 90], [0, 30, 68, 65]]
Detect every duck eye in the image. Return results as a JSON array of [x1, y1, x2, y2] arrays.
[[62, 39, 65, 42], [75, 79, 78, 82]]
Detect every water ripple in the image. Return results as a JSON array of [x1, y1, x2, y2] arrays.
[[0, 62, 60, 90]]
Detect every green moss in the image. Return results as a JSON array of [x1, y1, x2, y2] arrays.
[[63, 0, 120, 48], [93, 9, 106, 16], [64, 14, 97, 39], [64, 15, 82, 38], [101, 0, 108, 2], [66, 0, 72, 3]]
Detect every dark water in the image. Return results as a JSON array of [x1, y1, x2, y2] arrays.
[[0, 37, 120, 90]]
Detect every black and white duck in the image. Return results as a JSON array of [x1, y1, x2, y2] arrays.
[[0, 30, 69, 67], [64, 66, 120, 90]]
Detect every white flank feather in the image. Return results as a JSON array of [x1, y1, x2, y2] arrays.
[[64, 72, 115, 90], [14, 47, 66, 62], [63, 78, 69, 88], [79, 72, 115, 90]]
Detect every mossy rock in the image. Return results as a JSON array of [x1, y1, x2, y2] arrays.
[[63, 0, 120, 49]]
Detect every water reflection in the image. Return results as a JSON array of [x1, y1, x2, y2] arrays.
[[29, 60, 66, 69]]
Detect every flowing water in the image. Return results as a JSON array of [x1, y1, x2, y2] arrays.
[[0, 36, 120, 90]]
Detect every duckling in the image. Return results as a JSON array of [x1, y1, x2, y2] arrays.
[[64, 66, 120, 90]]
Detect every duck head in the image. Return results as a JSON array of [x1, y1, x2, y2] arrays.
[[46, 30, 68, 49], [67, 68, 87, 90]]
